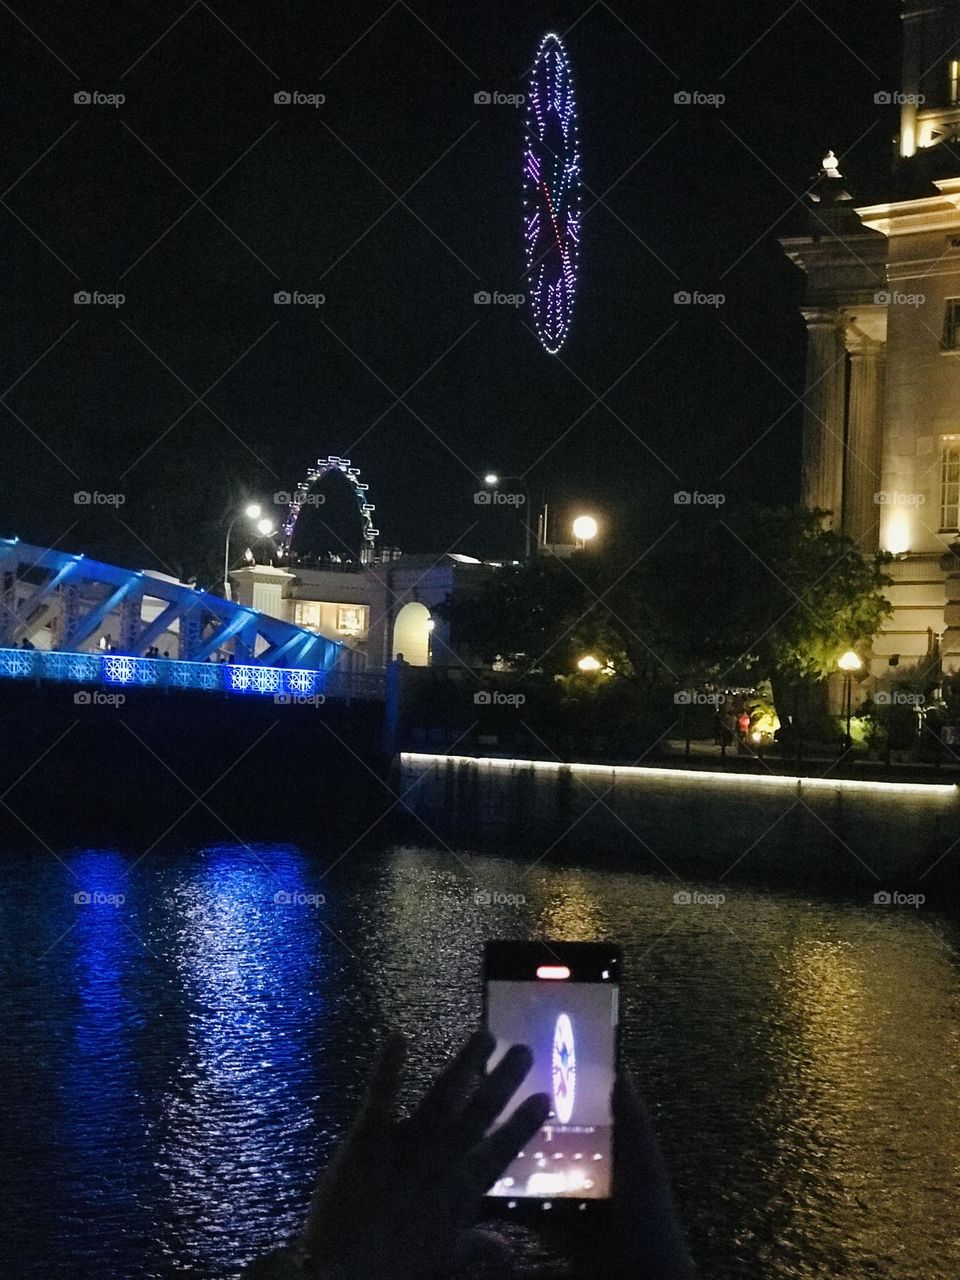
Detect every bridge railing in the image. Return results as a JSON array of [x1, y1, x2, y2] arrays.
[[0, 648, 385, 701]]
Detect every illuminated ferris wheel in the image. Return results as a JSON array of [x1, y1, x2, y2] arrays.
[[280, 455, 379, 563]]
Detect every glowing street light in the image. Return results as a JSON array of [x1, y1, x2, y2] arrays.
[[256, 518, 276, 537], [572, 514, 598, 548], [481, 471, 533, 559], [224, 503, 268, 599], [838, 650, 863, 750], [577, 654, 602, 672]]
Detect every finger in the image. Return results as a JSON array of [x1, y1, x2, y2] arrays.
[[612, 1071, 672, 1202], [453, 1043, 535, 1152], [464, 1090, 551, 1194], [410, 1028, 495, 1133], [352, 1034, 406, 1139]]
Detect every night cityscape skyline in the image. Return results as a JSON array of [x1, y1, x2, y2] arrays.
[[2, 1, 902, 577]]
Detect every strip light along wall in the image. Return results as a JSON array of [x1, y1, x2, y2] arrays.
[[400, 752, 957, 799]]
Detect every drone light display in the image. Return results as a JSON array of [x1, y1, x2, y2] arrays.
[[523, 32, 581, 355]]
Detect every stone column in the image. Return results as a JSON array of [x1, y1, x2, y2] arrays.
[[801, 309, 846, 526], [842, 338, 884, 552]]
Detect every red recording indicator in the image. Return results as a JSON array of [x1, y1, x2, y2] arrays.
[[536, 964, 571, 980]]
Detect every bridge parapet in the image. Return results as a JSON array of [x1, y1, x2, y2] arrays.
[[0, 647, 384, 701]]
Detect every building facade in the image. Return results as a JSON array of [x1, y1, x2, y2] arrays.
[[784, 1, 960, 676]]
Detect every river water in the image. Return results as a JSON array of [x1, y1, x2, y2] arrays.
[[0, 840, 957, 1279]]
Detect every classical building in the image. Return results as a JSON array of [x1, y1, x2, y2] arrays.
[[783, 0, 960, 676]]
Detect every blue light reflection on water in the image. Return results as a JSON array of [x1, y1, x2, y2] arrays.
[[1, 842, 959, 1280]]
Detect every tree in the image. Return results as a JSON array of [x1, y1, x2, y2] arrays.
[[442, 507, 892, 731]]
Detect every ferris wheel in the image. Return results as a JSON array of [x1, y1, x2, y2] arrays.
[[280, 455, 379, 562]]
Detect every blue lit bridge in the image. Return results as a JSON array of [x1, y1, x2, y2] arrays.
[[0, 538, 384, 702]]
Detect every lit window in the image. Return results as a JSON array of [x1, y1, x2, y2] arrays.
[[940, 437, 960, 530], [943, 299, 960, 350], [336, 605, 365, 636], [294, 601, 321, 631], [951, 59, 960, 105]]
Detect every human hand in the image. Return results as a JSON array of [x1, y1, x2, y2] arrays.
[[564, 1072, 696, 1280], [243, 1029, 550, 1280]]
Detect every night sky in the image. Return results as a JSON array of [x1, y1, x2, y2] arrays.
[[1, 1, 902, 579]]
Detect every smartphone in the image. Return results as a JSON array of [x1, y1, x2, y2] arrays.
[[482, 939, 622, 1216]]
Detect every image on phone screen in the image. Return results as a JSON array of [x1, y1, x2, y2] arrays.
[[484, 943, 620, 1204]]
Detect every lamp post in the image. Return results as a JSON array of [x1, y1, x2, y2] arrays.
[[572, 514, 598, 549], [482, 473, 534, 560], [224, 503, 266, 600], [838, 649, 862, 750]]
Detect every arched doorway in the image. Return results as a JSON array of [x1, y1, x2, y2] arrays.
[[392, 601, 431, 666]]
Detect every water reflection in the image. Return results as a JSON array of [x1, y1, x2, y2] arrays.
[[0, 842, 958, 1279], [154, 846, 322, 1271]]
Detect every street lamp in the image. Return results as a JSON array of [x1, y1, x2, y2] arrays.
[[572, 514, 598, 549], [482, 472, 534, 560], [838, 649, 862, 750], [577, 654, 602, 671], [224, 503, 266, 599]]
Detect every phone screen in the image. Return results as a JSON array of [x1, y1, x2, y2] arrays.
[[484, 942, 620, 1207]]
